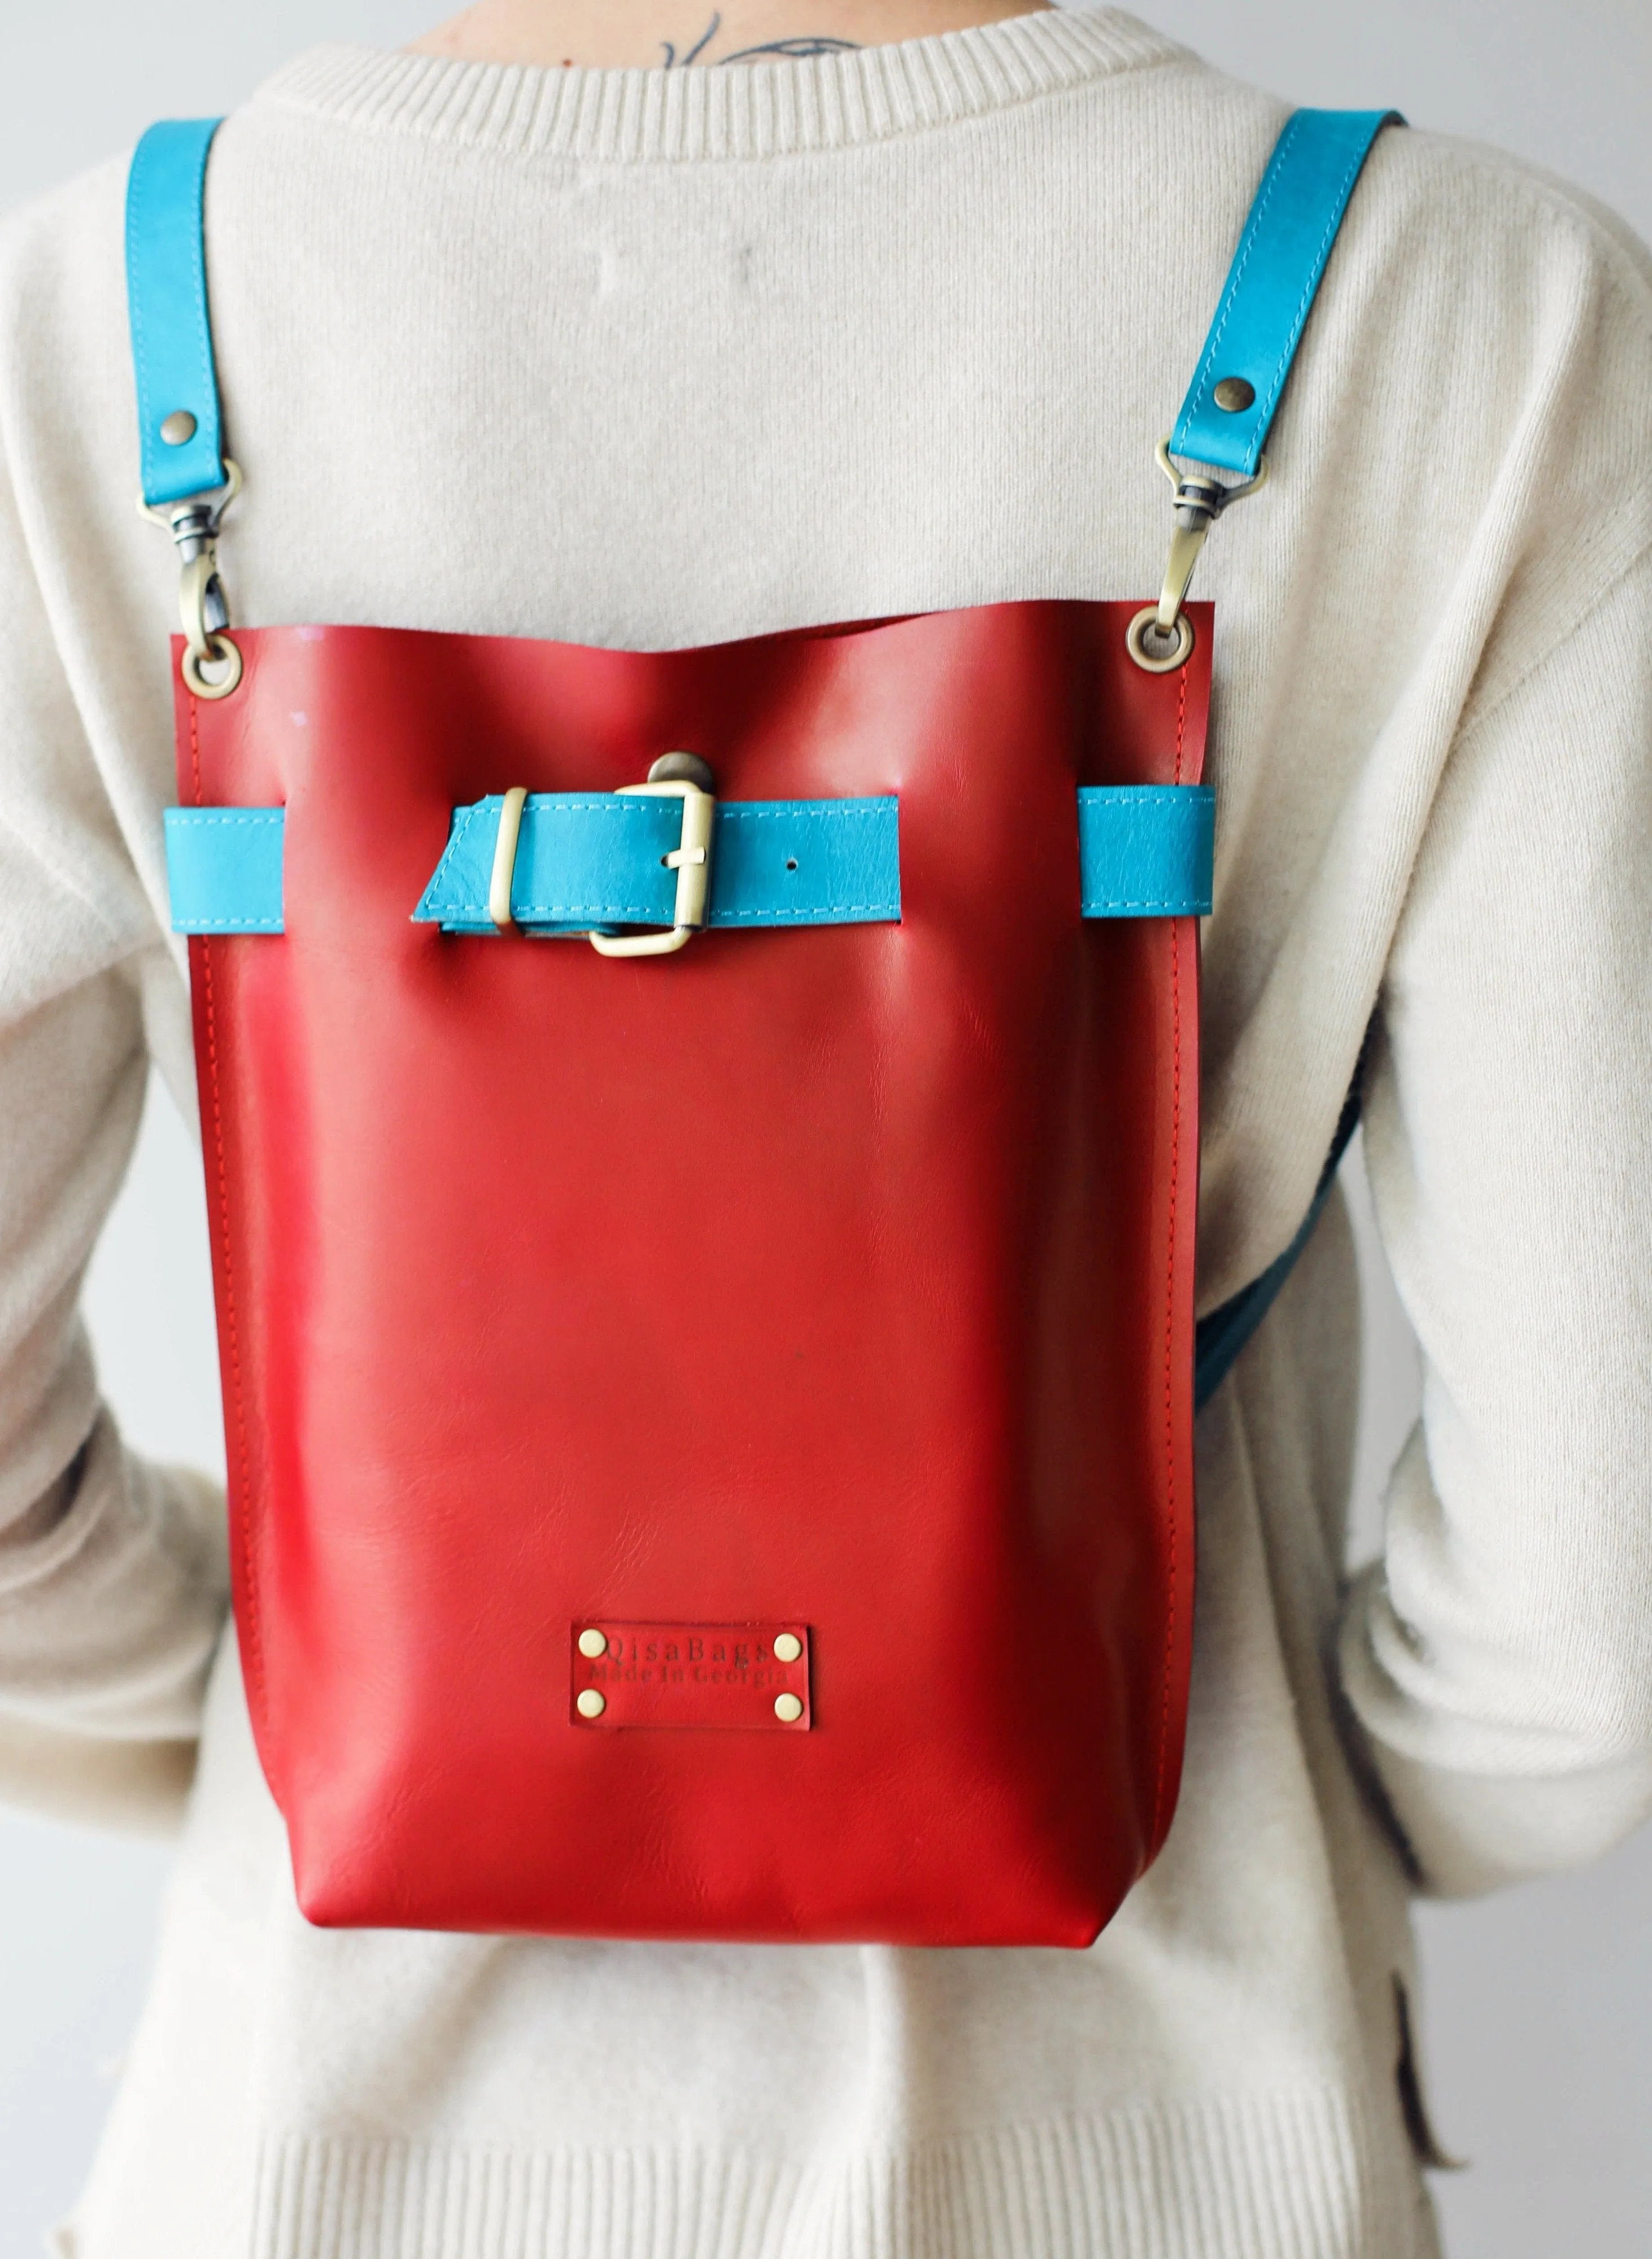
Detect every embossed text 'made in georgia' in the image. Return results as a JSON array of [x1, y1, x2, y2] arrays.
[[570, 1622, 812, 1730]]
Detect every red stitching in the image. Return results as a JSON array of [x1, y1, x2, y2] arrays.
[[1173, 668, 1187, 789], [186, 681, 203, 803], [190, 694, 268, 1738], [1149, 669, 1189, 1844]]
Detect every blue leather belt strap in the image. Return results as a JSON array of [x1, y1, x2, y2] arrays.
[[1172, 107, 1401, 479], [415, 795, 901, 934], [164, 786, 1215, 935], [127, 118, 227, 507]]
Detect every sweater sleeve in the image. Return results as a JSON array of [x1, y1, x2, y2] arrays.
[[0, 433, 229, 1830], [1338, 537, 1652, 1895]]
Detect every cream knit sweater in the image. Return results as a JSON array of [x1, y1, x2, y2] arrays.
[[2, 11, 1651, 2256]]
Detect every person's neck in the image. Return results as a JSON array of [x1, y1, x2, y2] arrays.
[[409, 0, 1054, 71]]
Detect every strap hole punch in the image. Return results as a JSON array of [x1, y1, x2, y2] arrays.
[[786, 857, 799, 872]]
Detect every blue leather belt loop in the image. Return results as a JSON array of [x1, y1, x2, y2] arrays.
[[1172, 108, 1401, 479], [1079, 787, 1213, 917], [127, 118, 228, 507], [164, 788, 1215, 936], [164, 808, 284, 932]]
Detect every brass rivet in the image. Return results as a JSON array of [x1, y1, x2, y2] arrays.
[[576, 1687, 606, 1719], [648, 751, 715, 792], [774, 1692, 804, 1723], [159, 409, 198, 447], [773, 1633, 803, 1664], [577, 1627, 608, 1659], [1212, 376, 1256, 414]]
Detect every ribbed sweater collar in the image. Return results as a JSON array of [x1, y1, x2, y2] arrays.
[[254, 7, 1184, 164]]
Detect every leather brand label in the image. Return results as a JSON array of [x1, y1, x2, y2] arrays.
[[570, 1622, 811, 1731]]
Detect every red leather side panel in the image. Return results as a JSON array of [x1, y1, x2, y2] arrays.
[[176, 599, 1208, 1945]]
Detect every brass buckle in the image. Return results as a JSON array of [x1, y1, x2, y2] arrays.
[[589, 776, 717, 959]]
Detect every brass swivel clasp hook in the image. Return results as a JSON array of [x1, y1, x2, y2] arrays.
[[137, 459, 245, 700], [1126, 441, 1269, 674]]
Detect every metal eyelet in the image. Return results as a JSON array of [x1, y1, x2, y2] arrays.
[[1124, 606, 1196, 674], [180, 632, 244, 700]]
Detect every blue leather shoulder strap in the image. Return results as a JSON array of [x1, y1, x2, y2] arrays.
[[1172, 108, 1400, 479], [124, 110, 1395, 508], [127, 118, 226, 506], [1177, 109, 1394, 1403], [1192, 1070, 1363, 1411]]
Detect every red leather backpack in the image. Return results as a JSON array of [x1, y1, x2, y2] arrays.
[[133, 106, 1392, 1943]]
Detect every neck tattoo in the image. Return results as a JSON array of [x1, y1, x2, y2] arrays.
[[660, 12, 862, 65]]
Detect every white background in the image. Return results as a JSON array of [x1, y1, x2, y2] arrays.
[[2, 3, 1650, 2253]]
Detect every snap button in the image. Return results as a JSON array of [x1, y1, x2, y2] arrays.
[[774, 1693, 804, 1723], [772, 1633, 803, 1663], [576, 1688, 607, 1719], [577, 1627, 608, 1659], [1213, 376, 1256, 413], [159, 409, 198, 446]]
